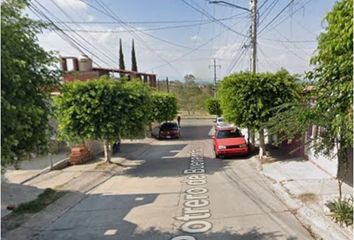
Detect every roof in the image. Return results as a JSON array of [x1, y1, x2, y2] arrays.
[[92, 67, 156, 76]]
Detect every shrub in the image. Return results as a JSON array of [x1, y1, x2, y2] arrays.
[[326, 197, 353, 226]]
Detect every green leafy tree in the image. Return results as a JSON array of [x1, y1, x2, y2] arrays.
[[54, 77, 151, 163], [309, 0, 353, 165], [1, 0, 60, 167], [266, 0, 353, 198], [205, 98, 222, 116], [150, 92, 178, 123], [119, 38, 125, 70], [184, 74, 196, 83], [131, 39, 138, 72], [218, 70, 300, 158]]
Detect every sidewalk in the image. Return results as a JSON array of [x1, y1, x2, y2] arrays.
[[1, 138, 154, 220], [257, 152, 353, 240]]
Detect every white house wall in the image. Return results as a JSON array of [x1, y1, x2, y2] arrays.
[[307, 144, 338, 177]]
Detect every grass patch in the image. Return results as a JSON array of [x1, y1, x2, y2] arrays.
[[297, 193, 318, 203], [13, 188, 65, 215], [326, 197, 353, 227], [2, 188, 65, 233]]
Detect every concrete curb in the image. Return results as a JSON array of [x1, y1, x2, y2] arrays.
[[270, 181, 352, 240], [254, 157, 352, 240], [18, 137, 156, 185], [20, 158, 69, 185]]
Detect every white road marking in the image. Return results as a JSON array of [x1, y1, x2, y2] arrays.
[[104, 229, 117, 235], [173, 149, 213, 237]]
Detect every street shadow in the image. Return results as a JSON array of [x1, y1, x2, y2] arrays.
[[1, 182, 44, 219], [130, 227, 297, 240], [180, 125, 213, 141], [265, 144, 305, 161], [3, 188, 298, 240]]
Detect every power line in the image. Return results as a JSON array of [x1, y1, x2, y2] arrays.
[[49, 0, 117, 66], [259, 0, 315, 36], [152, 21, 249, 70], [180, 0, 248, 37], [55, 20, 236, 33], [229, 44, 249, 73], [93, 0, 184, 77], [78, 0, 193, 50], [261, 38, 316, 43], [258, 0, 295, 34], [258, 0, 271, 11], [51, 13, 248, 25], [258, 0, 279, 27], [258, 46, 282, 70], [29, 2, 109, 67]]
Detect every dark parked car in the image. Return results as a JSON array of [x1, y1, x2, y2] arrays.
[[156, 122, 180, 139]]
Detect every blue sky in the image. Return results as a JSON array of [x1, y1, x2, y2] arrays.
[[29, 0, 338, 81]]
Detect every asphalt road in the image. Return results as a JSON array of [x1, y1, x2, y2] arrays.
[[34, 119, 313, 240]]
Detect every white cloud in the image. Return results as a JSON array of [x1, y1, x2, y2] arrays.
[[52, 0, 87, 10], [212, 42, 244, 59], [37, 24, 187, 75], [86, 14, 95, 22], [191, 35, 202, 42]]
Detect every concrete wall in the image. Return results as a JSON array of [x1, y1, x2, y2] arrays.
[[85, 140, 104, 156], [306, 144, 338, 177]]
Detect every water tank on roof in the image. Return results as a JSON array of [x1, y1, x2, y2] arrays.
[[78, 54, 92, 71]]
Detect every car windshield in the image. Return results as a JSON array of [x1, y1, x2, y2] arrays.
[[161, 123, 178, 130], [216, 129, 242, 139]]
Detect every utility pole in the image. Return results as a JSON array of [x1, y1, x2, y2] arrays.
[[251, 0, 257, 74], [209, 0, 257, 148], [209, 58, 221, 97], [166, 77, 169, 93], [251, 0, 259, 153]]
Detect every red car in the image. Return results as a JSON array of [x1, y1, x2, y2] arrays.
[[212, 126, 248, 158]]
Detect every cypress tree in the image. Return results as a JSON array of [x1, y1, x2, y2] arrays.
[[131, 39, 138, 72], [119, 38, 125, 70]]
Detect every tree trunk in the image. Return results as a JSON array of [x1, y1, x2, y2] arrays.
[[103, 140, 112, 163], [251, 129, 256, 145], [248, 129, 256, 152], [337, 146, 349, 201], [259, 129, 265, 159], [338, 179, 343, 201]]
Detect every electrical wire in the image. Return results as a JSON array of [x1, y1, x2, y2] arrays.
[[79, 0, 194, 50], [52, 12, 248, 25], [29, 2, 109, 67], [49, 0, 117, 66], [259, 0, 315, 36], [180, 0, 248, 37], [93, 0, 184, 77], [259, 0, 295, 34], [258, 0, 279, 27]]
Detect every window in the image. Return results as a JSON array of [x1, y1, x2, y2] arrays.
[[161, 123, 178, 130], [216, 129, 242, 139]]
